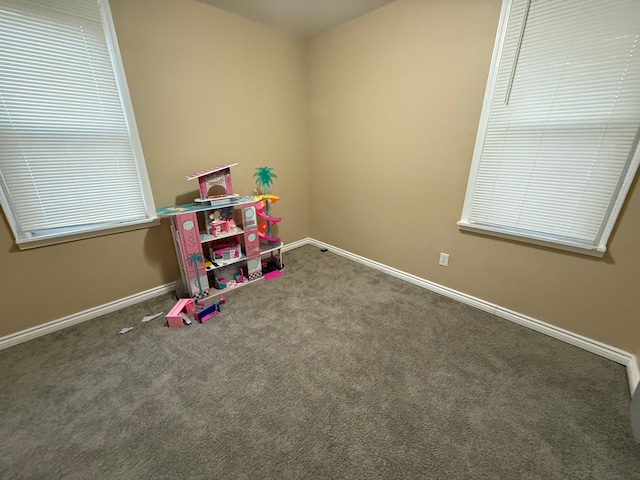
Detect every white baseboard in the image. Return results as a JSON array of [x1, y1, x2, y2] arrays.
[[2, 237, 637, 395], [0, 240, 310, 352], [306, 238, 637, 394], [283, 237, 312, 252], [0, 283, 175, 351], [628, 355, 640, 396]]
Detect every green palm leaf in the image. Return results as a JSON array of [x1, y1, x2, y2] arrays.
[[253, 167, 277, 194]]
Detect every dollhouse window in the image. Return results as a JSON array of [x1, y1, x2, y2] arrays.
[[0, 0, 158, 249], [207, 185, 227, 198]]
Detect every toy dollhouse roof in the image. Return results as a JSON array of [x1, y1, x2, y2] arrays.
[[185, 163, 238, 181]]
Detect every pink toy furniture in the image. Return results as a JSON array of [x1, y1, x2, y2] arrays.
[[166, 298, 195, 328], [209, 218, 236, 237], [212, 238, 241, 262]]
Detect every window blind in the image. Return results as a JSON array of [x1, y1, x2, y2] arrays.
[[0, 0, 156, 247], [459, 0, 640, 255]]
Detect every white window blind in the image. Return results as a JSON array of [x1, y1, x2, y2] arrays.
[[0, 0, 157, 248], [459, 0, 640, 256]]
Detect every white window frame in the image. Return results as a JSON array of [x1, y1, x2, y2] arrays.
[[0, 0, 158, 250], [458, 0, 640, 257]]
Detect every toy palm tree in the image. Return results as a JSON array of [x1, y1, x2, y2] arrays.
[[253, 167, 277, 236], [187, 252, 205, 297]]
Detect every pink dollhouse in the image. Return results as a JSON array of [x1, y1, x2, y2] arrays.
[[156, 163, 283, 300]]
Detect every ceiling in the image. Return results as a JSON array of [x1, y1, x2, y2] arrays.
[[195, 0, 395, 37]]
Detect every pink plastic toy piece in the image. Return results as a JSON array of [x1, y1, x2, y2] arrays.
[[264, 270, 282, 281], [210, 219, 235, 237], [257, 221, 280, 243], [255, 201, 282, 223], [212, 238, 241, 261], [194, 296, 226, 323], [166, 298, 195, 328]]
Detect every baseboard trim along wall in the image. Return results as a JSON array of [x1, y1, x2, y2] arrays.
[[0, 239, 308, 352], [282, 238, 309, 252], [0, 283, 175, 352], [2, 237, 638, 395], [305, 238, 639, 395], [629, 356, 640, 396]]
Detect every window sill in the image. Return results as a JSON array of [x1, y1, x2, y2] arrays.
[[16, 217, 161, 250], [457, 221, 606, 258]]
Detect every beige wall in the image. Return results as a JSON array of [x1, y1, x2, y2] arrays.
[[2, 0, 638, 358], [0, 0, 309, 338], [308, 0, 640, 353]]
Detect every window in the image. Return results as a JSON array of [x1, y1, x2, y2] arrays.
[[459, 0, 640, 256], [0, 0, 157, 249]]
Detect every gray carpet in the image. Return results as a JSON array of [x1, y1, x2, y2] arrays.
[[1, 245, 639, 479]]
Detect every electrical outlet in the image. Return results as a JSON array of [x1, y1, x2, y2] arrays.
[[439, 253, 449, 267]]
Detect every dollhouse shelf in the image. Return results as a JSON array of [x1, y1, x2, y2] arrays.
[[200, 228, 244, 243], [259, 241, 283, 256], [155, 197, 255, 217], [206, 253, 246, 270], [204, 241, 283, 271]]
